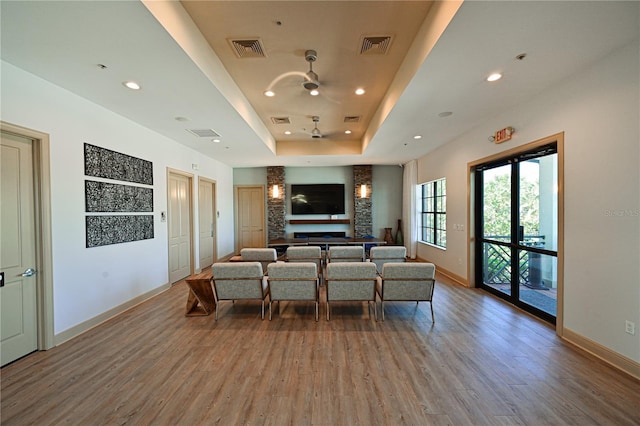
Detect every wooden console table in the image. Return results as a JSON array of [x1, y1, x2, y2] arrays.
[[184, 271, 215, 316]]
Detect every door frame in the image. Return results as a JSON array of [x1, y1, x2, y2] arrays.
[[166, 168, 195, 283], [1, 121, 54, 351], [468, 132, 564, 335], [198, 176, 217, 268]]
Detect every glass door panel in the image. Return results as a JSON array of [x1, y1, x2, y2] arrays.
[[479, 164, 512, 296], [517, 154, 558, 318], [482, 164, 511, 241], [476, 144, 558, 324], [482, 242, 511, 296], [518, 250, 557, 316]]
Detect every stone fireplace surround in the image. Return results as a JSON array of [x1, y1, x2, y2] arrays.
[[267, 165, 372, 242]]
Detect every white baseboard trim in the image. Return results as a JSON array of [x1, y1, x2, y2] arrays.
[[562, 328, 640, 381], [53, 282, 171, 347], [415, 256, 469, 287]]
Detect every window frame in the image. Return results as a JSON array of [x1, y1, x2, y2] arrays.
[[419, 177, 446, 249]]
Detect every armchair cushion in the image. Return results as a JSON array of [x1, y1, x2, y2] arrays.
[[286, 246, 322, 261], [267, 262, 318, 300], [377, 262, 436, 322], [240, 248, 278, 272], [328, 246, 364, 263], [369, 246, 406, 272], [325, 262, 378, 301], [212, 262, 268, 300]]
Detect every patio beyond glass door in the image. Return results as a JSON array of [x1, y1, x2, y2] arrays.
[[475, 144, 558, 323]]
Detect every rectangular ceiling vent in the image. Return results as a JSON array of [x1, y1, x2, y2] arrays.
[[344, 116, 361, 123], [228, 38, 266, 58], [186, 129, 221, 138], [360, 35, 392, 55], [271, 117, 291, 125]]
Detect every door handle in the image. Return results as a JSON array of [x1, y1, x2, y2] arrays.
[[21, 268, 36, 277]]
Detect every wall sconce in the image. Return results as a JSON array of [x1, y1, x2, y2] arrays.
[[272, 184, 280, 198], [360, 184, 367, 198]]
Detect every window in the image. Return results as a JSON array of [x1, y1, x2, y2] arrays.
[[420, 178, 446, 248]]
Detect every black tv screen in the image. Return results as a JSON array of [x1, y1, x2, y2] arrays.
[[291, 184, 345, 215]]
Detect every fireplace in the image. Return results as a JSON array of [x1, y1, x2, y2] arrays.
[[293, 231, 346, 238]]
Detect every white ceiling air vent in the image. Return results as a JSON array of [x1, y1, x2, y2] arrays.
[[186, 129, 221, 138], [344, 116, 360, 123], [271, 117, 291, 124], [228, 38, 266, 58], [359, 36, 392, 55]]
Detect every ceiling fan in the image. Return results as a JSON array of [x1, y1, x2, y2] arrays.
[[308, 116, 323, 138], [301, 116, 345, 140], [303, 50, 320, 95]]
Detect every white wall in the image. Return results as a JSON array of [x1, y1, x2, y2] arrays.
[[416, 40, 640, 362], [1, 62, 235, 335], [372, 165, 403, 239], [233, 165, 403, 239]]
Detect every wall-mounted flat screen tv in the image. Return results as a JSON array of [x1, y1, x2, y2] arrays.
[[291, 184, 345, 215]]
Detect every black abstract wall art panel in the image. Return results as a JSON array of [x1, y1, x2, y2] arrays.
[[86, 215, 154, 248], [84, 143, 153, 185], [85, 180, 153, 212]]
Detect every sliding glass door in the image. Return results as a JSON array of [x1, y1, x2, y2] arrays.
[[475, 144, 558, 323]]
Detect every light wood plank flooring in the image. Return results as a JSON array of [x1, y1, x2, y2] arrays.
[[2, 275, 639, 425]]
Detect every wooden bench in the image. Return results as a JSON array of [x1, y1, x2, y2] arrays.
[[184, 271, 215, 316]]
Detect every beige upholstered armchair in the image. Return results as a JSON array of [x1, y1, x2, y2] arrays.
[[327, 245, 364, 263], [240, 248, 278, 273], [286, 246, 323, 284], [267, 262, 319, 321], [325, 262, 378, 321], [211, 262, 269, 320], [376, 262, 436, 321], [369, 246, 407, 273]]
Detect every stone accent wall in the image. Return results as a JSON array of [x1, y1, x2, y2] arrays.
[[267, 166, 285, 241], [353, 165, 372, 238]]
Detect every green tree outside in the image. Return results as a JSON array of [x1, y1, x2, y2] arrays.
[[483, 174, 539, 238]]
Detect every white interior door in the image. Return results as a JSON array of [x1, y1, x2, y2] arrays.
[[236, 186, 265, 250], [198, 179, 216, 269], [1, 131, 38, 366], [168, 172, 192, 283]]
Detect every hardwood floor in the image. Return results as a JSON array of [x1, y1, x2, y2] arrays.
[[2, 275, 638, 425]]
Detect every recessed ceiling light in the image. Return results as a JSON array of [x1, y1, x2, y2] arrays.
[[487, 73, 502, 82], [284, 131, 292, 135], [123, 81, 141, 90], [212, 138, 221, 143], [309, 89, 319, 96], [174, 116, 189, 122], [438, 111, 453, 118], [264, 90, 275, 97], [355, 88, 365, 95], [345, 130, 352, 134], [413, 135, 422, 140]]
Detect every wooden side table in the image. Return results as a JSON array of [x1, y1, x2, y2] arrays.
[[185, 271, 215, 316]]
